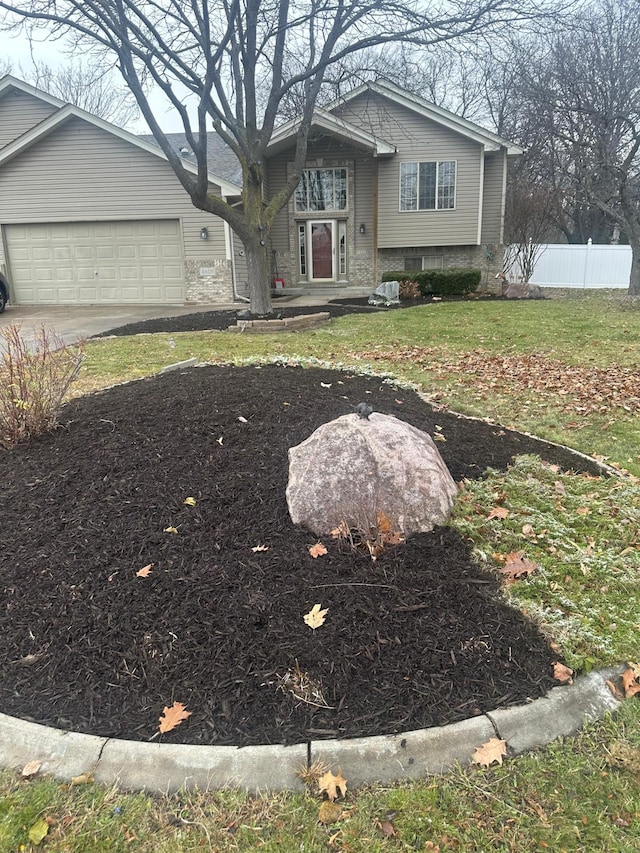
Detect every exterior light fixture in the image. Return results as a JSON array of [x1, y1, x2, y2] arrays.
[[359, 223, 366, 235], [200, 227, 209, 240]]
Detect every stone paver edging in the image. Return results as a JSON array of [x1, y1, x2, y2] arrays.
[[0, 667, 622, 793]]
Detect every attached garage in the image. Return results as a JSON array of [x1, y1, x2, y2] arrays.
[[5, 220, 185, 305]]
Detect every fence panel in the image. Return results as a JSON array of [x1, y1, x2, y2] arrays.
[[509, 242, 632, 288]]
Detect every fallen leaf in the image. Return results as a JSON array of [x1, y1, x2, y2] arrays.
[[330, 522, 350, 539], [522, 523, 535, 536], [320, 382, 332, 388], [136, 563, 153, 578], [21, 760, 42, 778], [309, 542, 328, 558], [158, 701, 192, 733], [621, 668, 640, 698], [237, 416, 248, 423], [183, 497, 197, 507], [251, 544, 270, 553], [377, 819, 397, 837], [217, 436, 224, 445], [304, 603, 329, 629], [487, 506, 509, 520], [606, 679, 624, 700], [433, 433, 446, 442], [70, 772, 95, 786], [318, 768, 347, 801], [377, 511, 392, 533], [607, 740, 640, 771], [472, 737, 508, 768], [318, 801, 343, 824], [383, 530, 404, 546], [164, 526, 178, 534], [28, 818, 49, 845], [553, 662, 574, 684], [554, 481, 566, 494], [576, 507, 591, 515], [500, 551, 537, 582]]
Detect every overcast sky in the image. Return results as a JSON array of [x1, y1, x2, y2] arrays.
[[3, 27, 188, 133]]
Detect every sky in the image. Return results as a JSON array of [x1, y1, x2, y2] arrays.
[[3, 27, 188, 133]]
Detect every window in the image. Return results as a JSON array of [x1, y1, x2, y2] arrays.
[[400, 161, 456, 211], [403, 254, 444, 271], [296, 168, 347, 212], [298, 224, 306, 276], [338, 221, 347, 277]]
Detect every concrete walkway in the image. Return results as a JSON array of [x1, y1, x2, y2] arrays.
[[0, 294, 345, 348], [0, 667, 623, 793]]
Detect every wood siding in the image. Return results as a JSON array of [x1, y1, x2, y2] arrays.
[[481, 151, 505, 243], [0, 90, 57, 150], [334, 92, 483, 247], [0, 117, 227, 259]]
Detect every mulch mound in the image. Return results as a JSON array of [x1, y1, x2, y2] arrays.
[[0, 365, 601, 746]]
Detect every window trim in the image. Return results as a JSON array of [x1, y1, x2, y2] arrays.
[[398, 160, 457, 212], [295, 167, 349, 213]]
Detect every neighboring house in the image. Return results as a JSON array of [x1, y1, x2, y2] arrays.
[[0, 75, 241, 306], [0, 75, 520, 306]]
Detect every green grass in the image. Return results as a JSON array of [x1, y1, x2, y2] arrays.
[[2, 292, 640, 852], [78, 294, 640, 475]]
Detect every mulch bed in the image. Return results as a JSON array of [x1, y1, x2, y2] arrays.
[[92, 294, 500, 338], [0, 364, 601, 747]]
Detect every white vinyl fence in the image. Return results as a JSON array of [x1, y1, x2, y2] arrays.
[[508, 240, 632, 289]]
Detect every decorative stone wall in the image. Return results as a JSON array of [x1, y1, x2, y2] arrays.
[[185, 259, 234, 303]]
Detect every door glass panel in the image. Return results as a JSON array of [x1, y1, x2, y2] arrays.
[[311, 222, 333, 279]]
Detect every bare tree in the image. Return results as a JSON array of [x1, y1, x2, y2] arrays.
[[502, 177, 554, 282], [24, 60, 139, 127], [510, 0, 640, 293], [0, 0, 562, 312]]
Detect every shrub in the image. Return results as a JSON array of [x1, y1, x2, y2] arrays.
[[0, 324, 84, 448], [398, 279, 421, 300], [382, 268, 481, 296]]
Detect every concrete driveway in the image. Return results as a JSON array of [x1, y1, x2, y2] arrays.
[[0, 303, 234, 347]]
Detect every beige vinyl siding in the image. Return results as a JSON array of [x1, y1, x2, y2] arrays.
[[334, 92, 482, 247], [481, 151, 506, 243], [0, 117, 226, 258], [0, 90, 57, 150]]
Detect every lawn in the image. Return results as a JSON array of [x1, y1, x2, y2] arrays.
[[1, 293, 639, 852]]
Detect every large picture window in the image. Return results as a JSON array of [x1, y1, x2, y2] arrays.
[[400, 161, 456, 211], [296, 168, 347, 212]]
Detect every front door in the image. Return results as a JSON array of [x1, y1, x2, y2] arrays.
[[309, 220, 335, 281]]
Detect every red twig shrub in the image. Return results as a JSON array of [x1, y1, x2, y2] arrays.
[[0, 324, 84, 448]]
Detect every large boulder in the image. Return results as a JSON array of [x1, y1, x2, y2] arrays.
[[286, 412, 457, 536]]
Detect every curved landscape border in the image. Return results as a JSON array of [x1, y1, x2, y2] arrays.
[[0, 366, 626, 793], [0, 668, 622, 793]]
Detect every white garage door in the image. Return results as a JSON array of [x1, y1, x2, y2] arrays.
[[5, 220, 185, 305]]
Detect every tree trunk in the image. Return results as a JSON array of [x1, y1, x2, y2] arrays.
[[628, 246, 640, 295], [244, 236, 273, 314], [241, 161, 273, 315]]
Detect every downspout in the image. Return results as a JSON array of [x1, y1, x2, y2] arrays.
[[225, 220, 250, 303]]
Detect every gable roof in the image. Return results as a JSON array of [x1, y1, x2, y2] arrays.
[[0, 74, 66, 109], [327, 79, 524, 156], [266, 107, 397, 156], [0, 75, 242, 196], [139, 131, 244, 186]]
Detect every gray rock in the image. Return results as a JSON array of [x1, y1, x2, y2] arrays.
[[504, 282, 544, 299], [368, 280, 400, 305], [286, 412, 457, 536]]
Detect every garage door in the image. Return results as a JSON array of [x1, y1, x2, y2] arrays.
[[5, 220, 185, 304]]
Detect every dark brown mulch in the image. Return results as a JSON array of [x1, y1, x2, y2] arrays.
[[92, 301, 384, 337], [92, 293, 499, 338], [0, 365, 601, 746]]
